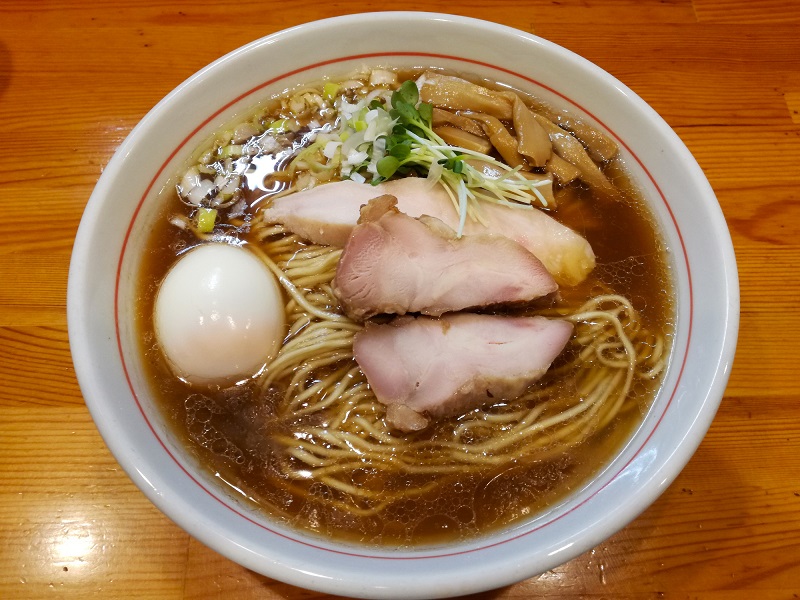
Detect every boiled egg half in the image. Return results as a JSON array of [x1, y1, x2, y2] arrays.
[[153, 243, 284, 385]]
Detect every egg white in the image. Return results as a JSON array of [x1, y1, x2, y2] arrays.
[[153, 243, 284, 385]]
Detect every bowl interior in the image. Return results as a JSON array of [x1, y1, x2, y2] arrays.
[[68, 12, 739, 599]]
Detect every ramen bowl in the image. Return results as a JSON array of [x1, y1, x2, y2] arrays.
[[67, 12, 738, 599]]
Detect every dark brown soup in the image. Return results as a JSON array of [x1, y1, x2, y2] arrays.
[[135, 68, 674, 547]]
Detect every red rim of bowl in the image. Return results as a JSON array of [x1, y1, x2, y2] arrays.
[[114, 51, 693, 560]]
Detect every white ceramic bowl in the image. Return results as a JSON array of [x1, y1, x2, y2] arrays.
[[68, 12, 739, 599]]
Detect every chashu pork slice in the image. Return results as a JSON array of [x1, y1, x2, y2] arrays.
[[353, 313, 573, 432], [261, 178, 594, 286], [332, 195, 557, 320]]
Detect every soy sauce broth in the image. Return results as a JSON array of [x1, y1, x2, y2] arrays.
[[134, 70, 674, 547]]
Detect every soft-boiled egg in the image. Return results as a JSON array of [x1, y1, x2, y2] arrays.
[[153, 243, 284, 385]]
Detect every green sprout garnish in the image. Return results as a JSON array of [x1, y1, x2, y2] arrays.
[[331, 78, 551, 236]]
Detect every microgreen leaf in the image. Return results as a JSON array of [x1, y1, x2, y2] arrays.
[[388, 140, 412, 160], [392, 79, 419, 108], [376, 155, 400, 178], [436, 154, 465, 174], [417, 102, 433, 124], [391, 100, 418, 124]]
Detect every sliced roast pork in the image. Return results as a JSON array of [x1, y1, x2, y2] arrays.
[[332, 196, 557, 320], [353, 313, 573, 432], [261, 178, 594, 285]]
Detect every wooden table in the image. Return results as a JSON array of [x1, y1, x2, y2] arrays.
[[2, 1, 798, 598]]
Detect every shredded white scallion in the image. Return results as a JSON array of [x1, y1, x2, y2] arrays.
[[323, 141, 342, 159], [456, 179, 469, 238]]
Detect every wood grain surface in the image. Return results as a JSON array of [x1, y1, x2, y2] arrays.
[[1, 1, 799, 598]]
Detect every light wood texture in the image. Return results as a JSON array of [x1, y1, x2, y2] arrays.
[[1, 1, 799, 598]]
